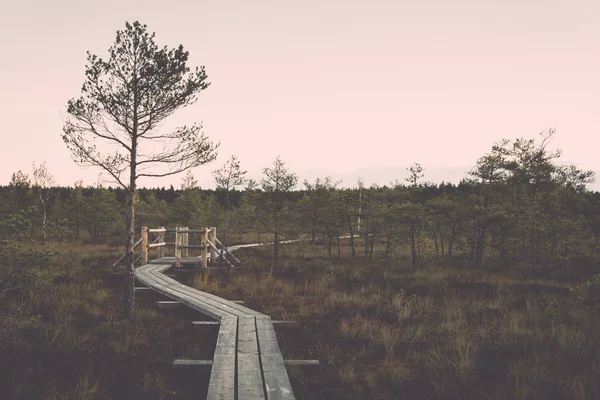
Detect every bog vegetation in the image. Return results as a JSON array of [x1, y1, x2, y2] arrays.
[[1, 128, 600, 399]]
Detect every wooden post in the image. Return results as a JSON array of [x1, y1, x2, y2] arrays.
[[182, 226, 189, 257], [175, 226, 182, 268], [141, 226, 149, 264], [209, 227, 216, 264], [158, 226, 165, 258], [201, 228, 208, 268]]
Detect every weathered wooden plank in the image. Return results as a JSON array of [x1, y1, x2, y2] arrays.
[[189, 320, 220, 326], [208, 316, 237, 400], [261, 354, 296, 400], [214, 317, 237, 356], [140, 266, 250, 318], [173, 359, 212, 367], [214, 237, 242, 264], [189, 320, 299, 329], [256, 317, 279, 342], [136, 270, 229, 321], [208, 239, 236, 268], [145, 269, 263, 317], [256, 316, 295, 400], [272, 320, 300, 329], [156, 300, 180, 309], [172, 359, 319, 367], [148, 284, 231, 320], [237, 354, 266, 400], [147, 273, 252, 318], [177, 244, 205, 249], [284, 360, 320, 367], [237, 315, 265, 399], [207, 355, 235, 400], [237, 316, 259, 355], [136, 265, 250, 317], [169, 228, 207, 233]]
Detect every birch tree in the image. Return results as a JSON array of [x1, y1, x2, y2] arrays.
[[62, 21, 218, 318], [32, 161, 55, 241]]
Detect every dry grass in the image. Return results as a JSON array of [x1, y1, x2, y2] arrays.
[[2, 237, 600, 399], [189, 240, 600, 399], [0, 240, 212, 399]]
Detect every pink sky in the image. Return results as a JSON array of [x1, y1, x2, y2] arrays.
[[1, 0, 599, 190]]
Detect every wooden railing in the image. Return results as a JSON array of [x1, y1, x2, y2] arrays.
[[141, 226, 240, 269], [111, 237, 143, 268]]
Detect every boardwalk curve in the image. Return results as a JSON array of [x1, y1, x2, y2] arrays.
[[135, 258, 295, 400]]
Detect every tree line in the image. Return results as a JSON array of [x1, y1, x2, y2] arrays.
[[3, 131, 600, 272]]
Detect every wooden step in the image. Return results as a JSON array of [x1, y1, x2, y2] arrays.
[[173, 359, 319, 367], [189, 320, 300, 329], [157, 300, 244, 309], [156, 300, 180, 309]]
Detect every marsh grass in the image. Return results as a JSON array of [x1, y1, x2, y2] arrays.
[[190, 240, 600, 399], [0, 240, 214, 399], [2, 237, 600, 399]]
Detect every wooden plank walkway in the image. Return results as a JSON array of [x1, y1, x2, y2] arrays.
[[135, 257, 295, 400]]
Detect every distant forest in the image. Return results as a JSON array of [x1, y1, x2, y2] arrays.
[[2, 133, 600, 270]]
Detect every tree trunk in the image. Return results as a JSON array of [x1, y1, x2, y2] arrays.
[[433, 232, 439, 255], [124, 134, 137, 319], [386, 233, 393, 251], [347, 213, 356, 257], [440, 232, 444, 256], [124, 188, 136, 319], [337, 234, 341, 259]]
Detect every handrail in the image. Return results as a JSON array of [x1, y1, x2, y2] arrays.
[[214, 237, 241, 264], [207, 239, 235, 268], [111, 238, 142, 267]]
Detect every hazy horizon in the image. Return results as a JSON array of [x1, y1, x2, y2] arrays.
[[2, 1, 598, 190]]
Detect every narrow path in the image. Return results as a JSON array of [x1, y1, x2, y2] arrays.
[[135, 258, 295, 400]]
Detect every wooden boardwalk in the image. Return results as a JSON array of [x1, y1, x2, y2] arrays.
[[135, 258, 295, 400]]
